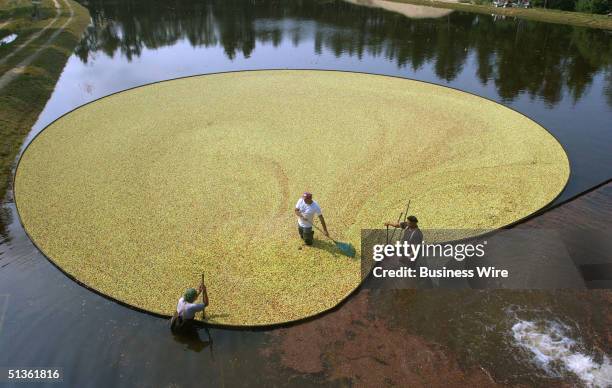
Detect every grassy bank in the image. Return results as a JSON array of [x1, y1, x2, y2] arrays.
[[0, 0, 90, 204], [389, 0, 612, 29]]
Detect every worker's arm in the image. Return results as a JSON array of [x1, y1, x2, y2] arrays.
[[384, 221, 406, 228], [295, 208, 308, 222], [318, 215, 329, 236]]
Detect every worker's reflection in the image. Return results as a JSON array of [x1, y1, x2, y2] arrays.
[[172, 324, 213, 354]]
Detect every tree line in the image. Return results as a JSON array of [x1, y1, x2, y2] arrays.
[[74, 0, 612, 107]]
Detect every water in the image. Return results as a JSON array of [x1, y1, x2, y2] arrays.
[[511, 317, 612, 387], [1, 0, 611, 386]]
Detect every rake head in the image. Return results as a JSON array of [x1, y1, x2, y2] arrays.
[[335, 241, 356, 258]]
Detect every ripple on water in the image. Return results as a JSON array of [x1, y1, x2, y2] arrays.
[[511, 318, 612, 387]]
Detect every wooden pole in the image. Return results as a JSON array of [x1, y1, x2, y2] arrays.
[[201, 273, 206, 320]]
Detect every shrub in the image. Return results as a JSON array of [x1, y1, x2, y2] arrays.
[[575, 0, 610, 13]]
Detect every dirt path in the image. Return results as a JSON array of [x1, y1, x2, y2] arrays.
[[0, 0, 61, 67], [0, 18, 12, 29], [0, 0, 73, 91]]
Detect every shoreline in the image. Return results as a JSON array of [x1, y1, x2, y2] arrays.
[[386, 0, 612, 30], [0, 0, 90, 204]]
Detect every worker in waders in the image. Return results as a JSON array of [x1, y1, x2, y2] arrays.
[[170, 282, 209, 335], [384, 215, 423, 260], [294, 192, 329, 246]]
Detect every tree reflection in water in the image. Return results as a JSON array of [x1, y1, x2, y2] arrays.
[[74, 0, 612, 107]]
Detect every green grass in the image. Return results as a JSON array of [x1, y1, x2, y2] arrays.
[[389, 0, 612, 30], [1, 0, 52, 21], [0, 0, 90, 204]]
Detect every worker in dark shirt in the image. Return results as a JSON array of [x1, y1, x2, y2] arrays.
[[384, 215, 423, 260]]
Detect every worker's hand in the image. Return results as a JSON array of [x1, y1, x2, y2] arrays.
[[198, 283, 204, 293]]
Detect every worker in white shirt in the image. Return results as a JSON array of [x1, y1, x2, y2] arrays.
[[294, 192, 329, 246], [170, 281, 209, 334]]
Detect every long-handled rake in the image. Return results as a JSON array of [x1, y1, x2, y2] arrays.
[[403, 200, 411, 223], [389, 200, 411, 243], [201, 273, 206, 320], [388, 211, 403, 243], [312, 224, 356, 258], [386, 224, 389, 244]]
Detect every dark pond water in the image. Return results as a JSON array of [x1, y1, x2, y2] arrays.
[[1, 0, 612, 386]]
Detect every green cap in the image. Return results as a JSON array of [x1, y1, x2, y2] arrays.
[[184, 288, 197, 303]]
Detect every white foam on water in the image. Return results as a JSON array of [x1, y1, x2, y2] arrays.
[[511, 319, 612, 387]]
